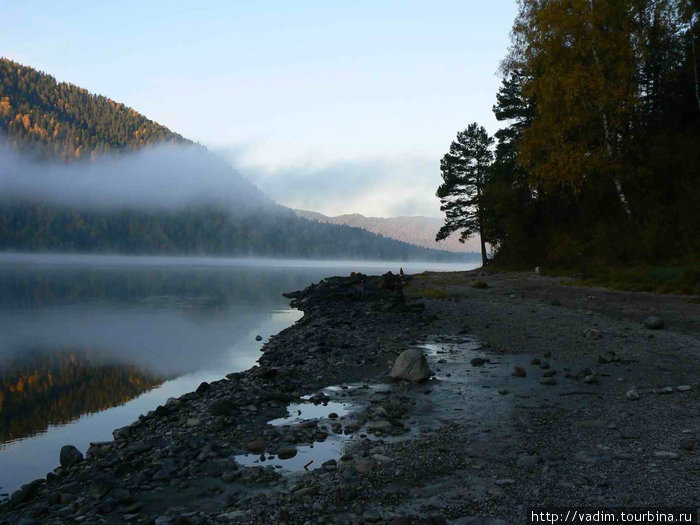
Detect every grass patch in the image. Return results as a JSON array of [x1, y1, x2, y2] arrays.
[[472, 280, 489, 289], [567, 265, 700, 296]]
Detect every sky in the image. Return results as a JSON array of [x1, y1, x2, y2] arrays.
[[1, 1, 517, 218]]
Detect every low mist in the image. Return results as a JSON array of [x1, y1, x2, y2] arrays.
[[0, 142, 268, 212]]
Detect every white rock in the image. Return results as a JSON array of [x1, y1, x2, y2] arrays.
[[626, 389, 640, 400], [654, 451, 679, 459], [676, 385, 692, 392], [389, 348, 431, 383], [495, 479, 516, 486]]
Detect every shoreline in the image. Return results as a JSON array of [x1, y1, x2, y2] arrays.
[[2, 270, 699, 524]]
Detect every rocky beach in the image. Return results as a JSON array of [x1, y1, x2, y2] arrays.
[[1, 269, 699, 524]]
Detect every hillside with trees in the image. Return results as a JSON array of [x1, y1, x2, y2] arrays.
[[0, 58, 465, 262], [0, 59, 188, 160], [437, 0, 700, 277]]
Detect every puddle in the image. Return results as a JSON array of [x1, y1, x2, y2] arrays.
[[236, 334, 621, 478], [237, 335, 608, 476], [268, 400, 353, 427], [235, 437, 346, 472], [234, 384, 366, 472]]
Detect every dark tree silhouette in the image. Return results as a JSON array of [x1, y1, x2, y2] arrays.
[[436, 123, 493, 266]]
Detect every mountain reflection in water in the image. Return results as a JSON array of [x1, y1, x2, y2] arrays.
[[0, 349, 167, 443]]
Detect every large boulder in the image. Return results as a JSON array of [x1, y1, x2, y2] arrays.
[[389, 348, 431, 383], [59, 445, 83, 468]]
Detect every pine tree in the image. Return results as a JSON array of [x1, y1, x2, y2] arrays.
[[481, 72, 539, 263], [436, 123, 494, 266]]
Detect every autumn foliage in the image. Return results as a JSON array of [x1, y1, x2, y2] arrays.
[[439, 0, 700, 268]]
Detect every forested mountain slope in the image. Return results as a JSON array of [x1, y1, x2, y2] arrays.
[[0, 58, 464, 262], [0, 58, 187, 160]]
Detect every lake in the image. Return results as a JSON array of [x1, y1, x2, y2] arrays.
[[0, 253, 476, 496]]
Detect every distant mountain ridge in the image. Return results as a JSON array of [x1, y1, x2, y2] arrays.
[[294, 209, 481, 255]]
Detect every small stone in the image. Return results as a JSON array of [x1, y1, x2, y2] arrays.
[[584, 375, 598, 384], [186, 418, 200, 427], [293, 487, 316, 499], [471, 357, 487, 366], [221, 471, 237, 482], [512, 366, 526, 378], [356, 458, 377, 473], [494, 479, 516, 486], [89, 478, 112, 499], [575, 449, 612, 464], [517, 454, 541, 469], [322, 459, 338, 471], [584, 328, 602, 340], [539, 377, 556, 386], [657, 387, 674, 395], [498, 389, 509, 395], [680, 440, 695, 451], [373, 454, 393, 464], [542, 369, 556, 378], [676, 385, 692, 392], [328, 412, 339, 419], [644, 316, 664, 330], [368, 420, 392, 433], [654, 451, 679, 459], [255, 335, 263, 341], [246, 440, 266, 454], [277, 446, 297, 460], [10, 479, 43, 506], [210, 399, 235, 416], [626, 389, 640, 400], [60, 445, 83, 468]]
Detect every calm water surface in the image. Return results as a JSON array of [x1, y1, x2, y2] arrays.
[[0, 253, 476, 495]]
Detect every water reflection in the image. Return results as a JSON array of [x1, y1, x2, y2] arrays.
[[0, 349, 167, 443], [0, 254, 475, 494]]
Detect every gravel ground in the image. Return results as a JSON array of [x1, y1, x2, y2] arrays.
[[1, 270, 698, 524]]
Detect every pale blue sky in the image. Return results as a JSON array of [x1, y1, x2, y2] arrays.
[[2, 1, 517, 217]]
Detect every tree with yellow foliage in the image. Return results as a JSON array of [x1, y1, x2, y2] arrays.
[[511, 0, 637, 217]]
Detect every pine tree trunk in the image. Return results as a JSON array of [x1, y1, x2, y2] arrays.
[[476, 184, 488, 267], [479, 226, 488, 267]]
